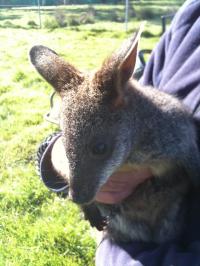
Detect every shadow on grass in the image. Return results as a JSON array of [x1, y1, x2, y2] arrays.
[[0, 14, 22, 20], [132, 1, 184, 6], [0, 21, 27, 29]]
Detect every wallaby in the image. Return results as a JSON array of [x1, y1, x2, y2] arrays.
[[30, 28, 200, 243]]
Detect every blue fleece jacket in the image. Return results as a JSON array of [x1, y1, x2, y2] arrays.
[[96, 0, 200, 265]]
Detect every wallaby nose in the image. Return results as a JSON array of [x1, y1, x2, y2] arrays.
[[69, 189, 94, 204]]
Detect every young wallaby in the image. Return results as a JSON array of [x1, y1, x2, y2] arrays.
[[30, 27, 200, 243]]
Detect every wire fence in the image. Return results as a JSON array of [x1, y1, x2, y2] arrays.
[[0, 2, 131, 30], [0, 0, 184, 31]]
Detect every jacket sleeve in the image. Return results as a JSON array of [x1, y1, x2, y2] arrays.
[[141, 0, 200, 122], [96, 238, 200, 266]]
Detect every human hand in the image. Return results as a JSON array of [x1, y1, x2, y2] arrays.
[[95, 167, 152, 204]]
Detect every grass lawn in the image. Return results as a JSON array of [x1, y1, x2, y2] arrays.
[[0, 1, 184, 265]]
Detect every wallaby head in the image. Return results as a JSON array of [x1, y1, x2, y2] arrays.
[[30, 26, 200, 208], [30, 28, 143, 204]]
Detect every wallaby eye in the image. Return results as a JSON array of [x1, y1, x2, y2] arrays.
[[91, 142, 108, 157]]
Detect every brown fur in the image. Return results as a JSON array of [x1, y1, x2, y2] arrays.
[[30, 29, 200, 243]]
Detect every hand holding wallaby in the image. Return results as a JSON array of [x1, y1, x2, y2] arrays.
[[30, 27, 200, 243]]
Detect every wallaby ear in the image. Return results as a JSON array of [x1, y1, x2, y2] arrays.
[[118, 24, 144, 84], [92, 25, 144, 109], [29, 45, 84, 95], [110, 24, 144, 109]]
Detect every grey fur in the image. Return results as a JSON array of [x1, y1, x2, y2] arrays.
[[30, 31, 200, 243]]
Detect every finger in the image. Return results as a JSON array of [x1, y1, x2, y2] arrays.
[[99, 181, 129, 192], [95, 190, 133, 204]]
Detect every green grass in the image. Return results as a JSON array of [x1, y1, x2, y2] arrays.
[[0, 1, 184, 265]]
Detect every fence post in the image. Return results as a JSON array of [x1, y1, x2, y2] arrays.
[[125, 0, 129, 31], [38, 0, 42, 29], [161, 16, 166, 34]]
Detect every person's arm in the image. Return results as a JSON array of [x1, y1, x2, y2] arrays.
[[141, 0, 200, 122], [96, 238, 200, 266]]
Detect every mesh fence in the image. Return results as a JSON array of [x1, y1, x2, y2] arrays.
[[0, 0, 185, 30]]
